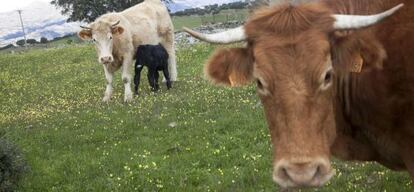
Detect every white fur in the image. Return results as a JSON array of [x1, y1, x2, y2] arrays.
[[79, 0, 176, 102], [103, 65, 114, 102]]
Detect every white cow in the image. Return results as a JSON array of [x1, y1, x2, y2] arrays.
[[78, 0, 176, 102]]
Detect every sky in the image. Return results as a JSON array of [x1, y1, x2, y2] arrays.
[[0, 0, 52, 13]]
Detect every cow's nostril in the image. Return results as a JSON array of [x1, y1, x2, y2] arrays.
[[286, 163, 317, 185], [315, 164, 322, 177], [100, 56, 113, 64]]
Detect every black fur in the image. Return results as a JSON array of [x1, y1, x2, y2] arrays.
[[134, 44, 172, 95]]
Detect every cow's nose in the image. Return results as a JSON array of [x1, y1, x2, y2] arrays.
[[100, 56, 113, 64], [273, 158, 334, 188]]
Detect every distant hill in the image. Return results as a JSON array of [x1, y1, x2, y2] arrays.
[[0, 1, 80, 47]]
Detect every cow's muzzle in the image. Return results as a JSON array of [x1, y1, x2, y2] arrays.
[[273, 158, 335, 188], [100, 56, 114, 64]]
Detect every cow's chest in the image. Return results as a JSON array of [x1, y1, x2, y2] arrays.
[[106, 62, 122, 73], [361, 128, 405, 169], [106, 56, 123, 72]]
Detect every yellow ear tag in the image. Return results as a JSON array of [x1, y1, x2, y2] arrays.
[[350, 54, 364, 73]]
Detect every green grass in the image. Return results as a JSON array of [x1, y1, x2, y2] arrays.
[[0, 44, 412, 191]]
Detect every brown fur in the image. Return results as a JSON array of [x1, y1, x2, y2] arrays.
[[205, 0, 414, 186], [205, 48, 254, 86], [79, 30, 92, 39]]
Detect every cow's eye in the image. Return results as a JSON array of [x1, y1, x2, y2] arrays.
[[109, 36, 113, 40], [321, 69, 334, 90], [324, 70, 333, 83], [92, 38, 96, 42], [257, 79, 264, 89], [256, 78, 270, 96]]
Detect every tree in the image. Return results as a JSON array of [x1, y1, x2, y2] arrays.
[[26, 39, 38, 44], [40, 37, 48, 44], [51, 0, 173, 22], [16, 40, 25, 46]]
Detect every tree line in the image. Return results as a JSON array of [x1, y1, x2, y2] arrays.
[[0, 35, 77, 50], [172, 1, 250, 17]]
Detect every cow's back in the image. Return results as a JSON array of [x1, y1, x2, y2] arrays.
[[120, 0, 173, 46]]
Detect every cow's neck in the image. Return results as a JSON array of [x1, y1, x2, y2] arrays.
[[332, 72, 406, 169]]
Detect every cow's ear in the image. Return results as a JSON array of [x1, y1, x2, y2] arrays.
[[331, 33, 387, 72], [112, 26, 124, 35], [78, 29, 92, 40], [205, 48, 254, 87]]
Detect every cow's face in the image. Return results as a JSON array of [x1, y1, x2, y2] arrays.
[[190, 3, 403, 188], [78, 21, 124, 64], [206, 33, 336, 188], [203, 5, 338, 188], [252, 31, 337, 188]]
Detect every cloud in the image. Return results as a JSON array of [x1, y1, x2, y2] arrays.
[[0, 0, 52, 13], [0, 1, 80, 45]]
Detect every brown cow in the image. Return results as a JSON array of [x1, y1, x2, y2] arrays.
[[184, 0, 414, 189]]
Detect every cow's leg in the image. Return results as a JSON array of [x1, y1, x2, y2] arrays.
[[155, 71, 160, 90], [122, 56, 133, 102], [402, 148, 414, 182], [103, 65, 114, 102], [161, 30, 177, 82], [403, 158, 414, 182], [162, 67, 172, 89], [147, 69, 158, 92], [134, 64, 144, 96]]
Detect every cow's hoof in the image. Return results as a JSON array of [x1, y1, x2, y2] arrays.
[[124, 94, 133, 103], [163, 78, 177, 82], [102, 96, 111, 103]]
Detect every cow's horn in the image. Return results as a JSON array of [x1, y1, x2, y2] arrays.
[[333, 4, 404, 30], [112, 20, 121, 27], [80, 26, 92, 30], [183, 26, 246, 44]]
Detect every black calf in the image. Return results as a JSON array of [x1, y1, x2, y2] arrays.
[[134, 44, 172, 95]]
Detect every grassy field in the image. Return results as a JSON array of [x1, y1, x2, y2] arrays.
[[0, 44, 412, 191]]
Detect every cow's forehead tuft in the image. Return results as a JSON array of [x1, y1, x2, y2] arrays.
[[90, 21, 113, 32]]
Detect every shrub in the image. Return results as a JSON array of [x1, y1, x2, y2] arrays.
[[0, 138, 29, 191]]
